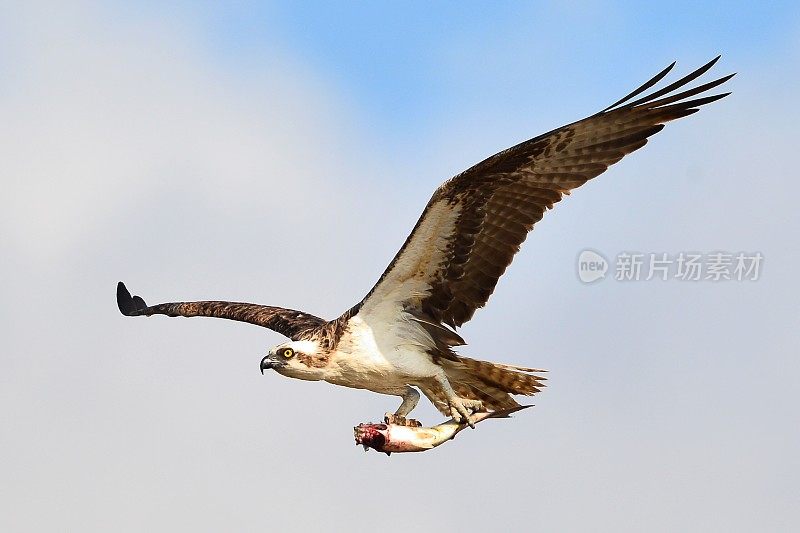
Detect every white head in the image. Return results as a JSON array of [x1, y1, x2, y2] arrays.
[[259, 339, 328, 381]]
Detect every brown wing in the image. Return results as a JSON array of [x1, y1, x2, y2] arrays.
[[357, 57, 734, 328], [117, 282, 325, 341]]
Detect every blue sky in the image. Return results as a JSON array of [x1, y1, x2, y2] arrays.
[[102, 1, 800, 143], [193, 2, 797, 129], [2, 2, 799, 532]]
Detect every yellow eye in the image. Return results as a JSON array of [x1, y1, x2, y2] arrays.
[[282, 348, 294, 358]]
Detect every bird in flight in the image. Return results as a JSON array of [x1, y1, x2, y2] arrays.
[[118, 57, 733, 428]]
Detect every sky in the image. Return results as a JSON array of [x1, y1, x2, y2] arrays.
[[2, 1, 799, 531]]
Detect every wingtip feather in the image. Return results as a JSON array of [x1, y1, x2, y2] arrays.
[[117, 281, 147, 316], [601, 60, 678, 112]]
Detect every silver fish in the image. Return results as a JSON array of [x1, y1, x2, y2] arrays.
[[354, 406, 530, 455]]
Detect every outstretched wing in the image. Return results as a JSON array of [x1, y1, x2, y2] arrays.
[[117, 282, 325, 341], [355, 57, 733, 328]]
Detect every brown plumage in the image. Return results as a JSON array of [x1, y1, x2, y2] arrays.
[[356, 56, 733, 329], [116, 281, 325, 341], [434, 358, 546, 415]]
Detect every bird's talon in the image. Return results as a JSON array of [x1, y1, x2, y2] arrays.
[[448, 398, 482, 427]]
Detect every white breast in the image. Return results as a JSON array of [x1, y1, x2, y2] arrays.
[[323, 312, 441, 392]]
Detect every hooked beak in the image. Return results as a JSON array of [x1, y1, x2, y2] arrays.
[[260, 354, 275, 374]]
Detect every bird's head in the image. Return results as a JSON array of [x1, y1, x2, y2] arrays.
[[260, 340, 328, 381]]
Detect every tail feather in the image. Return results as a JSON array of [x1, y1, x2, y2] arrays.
[[436, 356, 546, 415], [458, 356, 546, 396]]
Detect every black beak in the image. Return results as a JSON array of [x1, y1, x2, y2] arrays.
[[260, 355, 273, 374]]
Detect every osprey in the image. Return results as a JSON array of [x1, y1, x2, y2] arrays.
[[117, 58, 732, 428]]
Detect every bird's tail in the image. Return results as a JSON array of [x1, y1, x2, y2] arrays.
[[435, 356, 547, 414], [458, 356, 547, 396]]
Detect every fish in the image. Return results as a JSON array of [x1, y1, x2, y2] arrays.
[[353, 406, 531, 455]]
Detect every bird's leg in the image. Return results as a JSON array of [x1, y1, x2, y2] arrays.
[[384, 386, 422, 427], [433, 372, 483, 428]]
